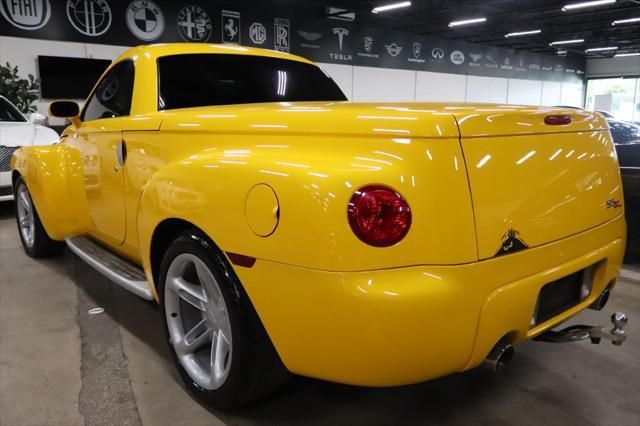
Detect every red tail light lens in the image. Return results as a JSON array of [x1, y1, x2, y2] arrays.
[[348, 185, 411, 247]]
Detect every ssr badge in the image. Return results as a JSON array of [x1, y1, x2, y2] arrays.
[[126, 0, 164, 41], [1, 0, 51, 30], [177, 5, 211, 42], [67, 0, 112, 36], [494, 229, 529, 257]]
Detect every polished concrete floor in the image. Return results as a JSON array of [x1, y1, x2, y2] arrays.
[[1, 201, 639, 426]]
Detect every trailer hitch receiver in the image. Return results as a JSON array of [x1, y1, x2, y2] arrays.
[[534, 312, 628, 346]]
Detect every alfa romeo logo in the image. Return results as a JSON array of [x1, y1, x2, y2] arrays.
[[177, 5, 211, 42], [126, 0, 164, 41], [0, 0, 51, 30], [66, 0, 111, 36]]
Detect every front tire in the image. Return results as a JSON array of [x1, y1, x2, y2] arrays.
[[158, 230, 289, 409], [14, 176, 65, 258]]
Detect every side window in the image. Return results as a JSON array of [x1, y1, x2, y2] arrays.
[[81, 60, 134, 122]]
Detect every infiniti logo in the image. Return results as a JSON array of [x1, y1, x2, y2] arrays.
[[431, 47, 444, 59], [332, 27, 349, 51]]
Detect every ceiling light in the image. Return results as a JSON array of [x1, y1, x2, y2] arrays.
[[562, 0, 616, 12], [372, 1, 411, 13], [549, 39, 584, 45], [612, 17, 640, 25], [505, 29, 542, 38], [448, 17, 487, 27], [614, 52, 640, 57], [585, 46, 618, 52]]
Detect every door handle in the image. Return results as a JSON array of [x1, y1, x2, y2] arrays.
[[117, 139, 127, 167]]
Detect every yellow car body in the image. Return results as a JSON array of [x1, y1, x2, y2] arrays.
[[11, 44, 626, 387]]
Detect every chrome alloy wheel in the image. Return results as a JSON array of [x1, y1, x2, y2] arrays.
[[16, 184, 35, 248], [165, 253, 233, 390]]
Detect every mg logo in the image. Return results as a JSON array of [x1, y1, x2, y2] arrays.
[[332, 27, 349, 51], [249, 22, 266, 44], [0, 0, 51, 30]]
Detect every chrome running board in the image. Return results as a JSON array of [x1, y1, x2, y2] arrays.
[[66, 236, 154, 300]]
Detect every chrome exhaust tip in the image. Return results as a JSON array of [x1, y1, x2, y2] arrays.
[[483, 342, 514, 373]]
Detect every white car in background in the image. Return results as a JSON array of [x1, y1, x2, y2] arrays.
[[0, 96, 59, 201]]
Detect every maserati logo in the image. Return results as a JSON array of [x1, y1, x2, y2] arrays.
[[1, 0, 51, 30], [450, 50, 465, 65], [249, 22, 266, 44], [177, 5, 211, 42], [67, 0, 111, 36], [364, 36, 373, 53], [385, 43, 402, 57], [412, 42, 422, 59], [298, 30, 322, 41], [431, 47, 444, 59], [332, 27, 349, 51], [126, 0, 164, 41]]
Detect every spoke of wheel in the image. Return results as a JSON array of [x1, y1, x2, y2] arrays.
[[194, 261, 224, 308], [19, 191, 30, 212], [172, 277, 207, 311], [20, 217, 29, 228], [211, 329, 231, 377], [175, 318, 212, 355]]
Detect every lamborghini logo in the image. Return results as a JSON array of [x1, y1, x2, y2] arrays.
[[494, 228, 529, 257]]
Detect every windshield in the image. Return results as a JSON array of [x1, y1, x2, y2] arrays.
[[157, 54, 347, 110], [0, 97, 27, 122]]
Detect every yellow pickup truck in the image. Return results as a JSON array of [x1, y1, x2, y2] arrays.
[[11, 43, 627, 409]]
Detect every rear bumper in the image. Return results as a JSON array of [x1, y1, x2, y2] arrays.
[[235, 214, 626, 386]]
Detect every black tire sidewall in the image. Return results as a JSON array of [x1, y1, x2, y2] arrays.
[[158, 230, 254, 409]]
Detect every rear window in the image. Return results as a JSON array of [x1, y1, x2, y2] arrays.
[[0, 97, 26, 122], [157, 53, 346, 110]]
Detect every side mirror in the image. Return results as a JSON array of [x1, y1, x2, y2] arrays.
[[30, 112, 48, 127], [49, 100, 80, 120]]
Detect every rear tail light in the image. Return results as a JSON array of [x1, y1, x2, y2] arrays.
[[348, 185, 411, 247]]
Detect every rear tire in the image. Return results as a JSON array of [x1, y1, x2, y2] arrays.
[[158, 229, 289, 410], [14, 176, 65, 258]]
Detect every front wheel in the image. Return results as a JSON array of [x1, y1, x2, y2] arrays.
[[14, 176, 65, 258], [158, 230, 289, 409]]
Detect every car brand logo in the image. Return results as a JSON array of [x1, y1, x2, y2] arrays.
[[364, 36, 373, 53], [431, 47, 444, 59], [274, 17, 290, 52], [332, 28, 349, 51], [486, 54, 497, 65], [385, 43, 402, 57], [66, 0, 111, 36], [412, 42, 422, 59], [469, 53, 482, 62], [177, 5, 211, 42], [126, 0, 164, 41], [249, 22, 266, 44], [606, 198, 622, 209], [222, 10, 240, 44], [450, 50, 465, 65], [0, 0, 51, 30], [554, 64, 564, 73], [504, 57, 511, 66], [298, 30, 321, 41]]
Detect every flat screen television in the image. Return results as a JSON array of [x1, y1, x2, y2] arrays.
[[38, 56, 111, 99]]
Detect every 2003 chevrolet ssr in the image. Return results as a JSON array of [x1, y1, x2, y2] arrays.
[[11, 44, 627, 409]]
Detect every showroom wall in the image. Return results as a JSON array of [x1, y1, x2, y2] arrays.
[[586, 56, 640, 78], [0, 35, 585, 126]]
